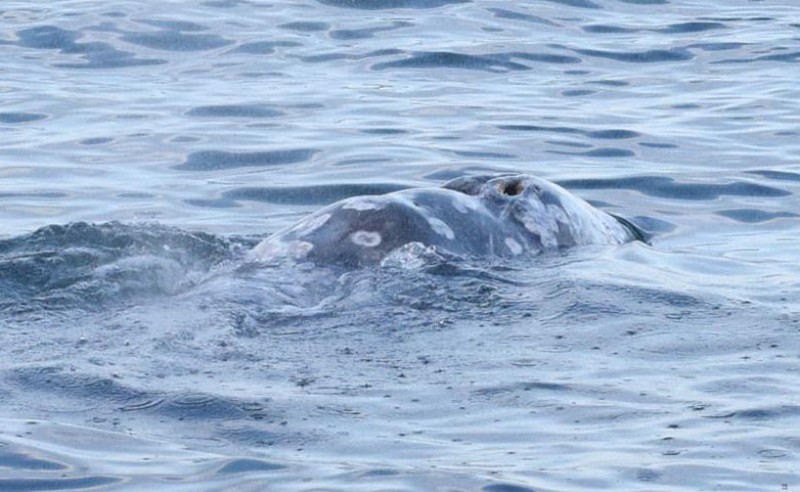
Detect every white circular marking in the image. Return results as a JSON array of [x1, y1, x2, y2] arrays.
[[505, 237, 523, 255], [427, 217, 455, 240], [290, 241, 314, 258], [350, 230, 382, 247]]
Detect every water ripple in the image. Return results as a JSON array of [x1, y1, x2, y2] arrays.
[[185, 104, 284, 118], [747, 170, 800, 182], [562, 176, 791, 200], [3, 1, 800, 490], [0, 477, 121, 491], [544, 0, 601, 9], [13, 25, 165, 68], [218, 458, 286, 474], [329, 22, 412, 40], [279, 21, 330, 32], [231, 40, 301, 54], [135, 19, 210, 32], [573, 47, 694, 63], [175, 149, 317, 171], [0, 113, 48, 124], [189, 183, 407, 208], [658, 21, 726, 34], [372, 51, 530, 72], [733, 51, 800, 63], [487, 8, 558, 26], [484, 484, 536, 492], [716, 209, 798, 223], [317, 0, 468, 9], [497, 124, 640, 140], [585, 22, 726, 35], [120, 30, 232, 51], [0, 450, 67, 471]]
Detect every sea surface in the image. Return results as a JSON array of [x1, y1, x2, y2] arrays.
[[1, 1, 799, 490]]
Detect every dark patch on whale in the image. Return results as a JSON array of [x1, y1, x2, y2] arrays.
[[251, 174, 644, 268]]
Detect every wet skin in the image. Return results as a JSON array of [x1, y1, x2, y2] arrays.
[[251, 174, 642, 268]]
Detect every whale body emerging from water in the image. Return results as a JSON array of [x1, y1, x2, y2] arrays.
[[251, 174, 644, 268]]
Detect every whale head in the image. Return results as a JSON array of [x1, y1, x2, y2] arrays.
[[443, 174, 644, 248]]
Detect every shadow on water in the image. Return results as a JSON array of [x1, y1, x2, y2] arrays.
[[8, 25, 166, 68]]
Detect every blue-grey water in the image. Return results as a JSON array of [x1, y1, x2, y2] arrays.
[[1, 1, 799, 490]]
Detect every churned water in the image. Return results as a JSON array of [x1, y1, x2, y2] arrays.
[[1, 0, 799, 490]]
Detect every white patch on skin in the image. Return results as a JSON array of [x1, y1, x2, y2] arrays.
[[350, 230, 382, 247], [451, 195, 479, 213], [520, 207, 560, 249], [523, 196, 631, 248], [290, 241, 314, 258], [250, 239, 284, 261], [343, 197, 384, 211], [250, 239, 313, 261], [290, 213, 330, 237], [505, 237, 523, 255], [427, 217, 455, 240], [455, 195, 480, 213]]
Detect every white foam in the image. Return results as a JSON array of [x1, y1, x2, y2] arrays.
[[250, 239, 313, 261]]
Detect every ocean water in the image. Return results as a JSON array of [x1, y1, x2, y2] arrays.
[[1, 0, 799, 490]]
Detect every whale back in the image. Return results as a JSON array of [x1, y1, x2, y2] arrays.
[[250, 187, 528, 267], [251, 174, 642, 267]]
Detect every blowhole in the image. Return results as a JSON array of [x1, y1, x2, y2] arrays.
[[498, 180, 524, 196]]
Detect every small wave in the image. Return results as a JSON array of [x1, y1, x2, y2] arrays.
[[561, 176, 791, 200], [0, 222, 246, 312], [188, 182, 407, 208], [572, 47, 694, 63], [120, 30, 232, 52], [487, 8, 559, 26], [716, 209, 798, 223], [218, 458, 286, 474], [279, 21, 330, 32], [230, 40, 301, 54], [185, 104, 284, 118], [316, 0, 468, 10], [0, 113, 48, 124], [544, 0, 601, 9], [13, 25, 165, 68], [175, 149, 317, 171], [0, 477, 121, 490], [497, 124, 640, 140], [372, 51, 530, 72]]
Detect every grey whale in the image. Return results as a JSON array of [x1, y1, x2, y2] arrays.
[[251, 174, 644, 268]]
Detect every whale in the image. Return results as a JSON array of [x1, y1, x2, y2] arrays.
[[250, 174, 644, 268]]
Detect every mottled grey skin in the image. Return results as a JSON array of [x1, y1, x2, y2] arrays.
[[251, 174, 642, 268]]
